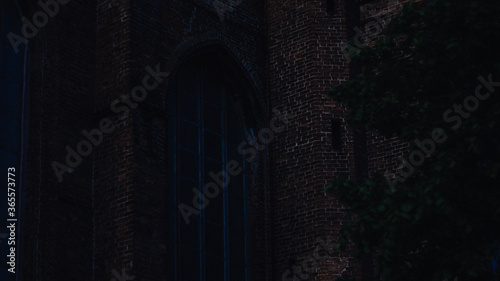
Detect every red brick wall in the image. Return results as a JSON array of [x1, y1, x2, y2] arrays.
[[93, 0, 135, 280], [22, 0, 97, 280], [355, 0, 414, 184], [93, 0, 270, 280], [267, 0, 417, 280], [267, 1, 359, 280], [18, 0, 418, 280]]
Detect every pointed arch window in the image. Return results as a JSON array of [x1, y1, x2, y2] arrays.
[[168, 53, 251, 281]]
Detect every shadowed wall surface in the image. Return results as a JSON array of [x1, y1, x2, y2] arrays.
[[0, 0, 413, 280]]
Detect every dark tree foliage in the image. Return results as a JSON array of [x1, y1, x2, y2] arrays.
[[327, 1, 500, 280]]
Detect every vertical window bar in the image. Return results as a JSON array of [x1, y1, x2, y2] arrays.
[[173, 76, 179, 281], [222, 85, 230, 281], [199, 65, 205, 281], [243, 131, 249, 281]]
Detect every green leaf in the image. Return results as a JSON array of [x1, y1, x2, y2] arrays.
[[401, 203, 413, 212]]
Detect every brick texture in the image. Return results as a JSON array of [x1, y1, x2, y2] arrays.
[[21, 0, 97, 280], [16, 0, 417, 280]]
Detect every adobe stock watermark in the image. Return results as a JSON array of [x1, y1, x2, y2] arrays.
[[342, 7, 402, 63], [51, 64, 169, 183], [178, 106, 294, 224], [385, 74, 499, 191], [282, 236, 339, 281], [212, 0, 243, 21], [7, 0, 72, 54]]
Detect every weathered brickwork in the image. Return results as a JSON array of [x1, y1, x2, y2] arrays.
[[93, 0, 135, 279], [356, 0, 415, 183], [358, 0, 413, 44], [20, 0, 97, 280], [15, 0, 416, 280], [267, 1, 368, 280]]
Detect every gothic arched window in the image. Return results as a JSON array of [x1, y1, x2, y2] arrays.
[[168, 52, 252, 281]]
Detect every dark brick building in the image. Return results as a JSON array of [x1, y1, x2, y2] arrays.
[[0, 0, 412, 280]]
